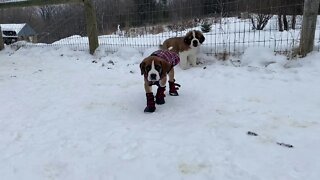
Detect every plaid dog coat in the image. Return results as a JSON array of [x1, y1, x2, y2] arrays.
[[151, 50, 180, 66]]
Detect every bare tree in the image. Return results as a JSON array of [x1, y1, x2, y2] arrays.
[[291, 15, 296, 30], [251, 14, 273, 30], [278, 14, 289, 31], [37, 5, 59, 22]]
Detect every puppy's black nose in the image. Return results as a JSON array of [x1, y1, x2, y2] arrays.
[[192, 40, 198, 47], [150, 73, 157, 80]]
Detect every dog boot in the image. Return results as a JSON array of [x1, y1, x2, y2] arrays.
[[169, 80, 181, 96], [156, 86, 166, 105], [144, 93, 156, 113]]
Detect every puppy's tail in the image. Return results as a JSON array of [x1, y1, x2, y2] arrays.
[[159, 42, 174, 51], [159, 44, 173, 51]]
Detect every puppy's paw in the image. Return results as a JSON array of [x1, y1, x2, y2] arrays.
[[156, 98, 165, 105], [144, 106, 156, 113], [169, 92, 179, 96]]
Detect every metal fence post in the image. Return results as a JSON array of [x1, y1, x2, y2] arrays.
[[299, 0, 320, 57], [83, 0, 99, 55], [0, 26, 4, 50]]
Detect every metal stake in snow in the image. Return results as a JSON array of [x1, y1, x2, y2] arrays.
[[0, 26, 4, 50], [246, 131, 294, 148]]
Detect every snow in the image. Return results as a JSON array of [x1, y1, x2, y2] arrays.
[[1, 43, 320, 180], [0, 23, 26, 33], [0, 0, 27, 3]]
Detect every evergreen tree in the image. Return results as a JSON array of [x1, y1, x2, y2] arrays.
[[201, 21, 212, 33]]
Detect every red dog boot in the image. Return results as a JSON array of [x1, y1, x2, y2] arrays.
[[156, 86, 166, 105], [169, 80, 181, 96], [144, 93, 156, 113]]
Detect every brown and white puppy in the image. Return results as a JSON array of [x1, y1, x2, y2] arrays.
[[161, 30, 205, 70], [140, 56, 173, 89], [140, 50, 180, 113]]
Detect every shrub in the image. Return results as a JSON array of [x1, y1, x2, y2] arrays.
[[201, 22, 212, 33]]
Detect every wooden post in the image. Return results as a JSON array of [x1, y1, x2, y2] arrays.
[[83, 0, 99, 55], [299, 0, 320, 57], [0, 26, 4, 50]]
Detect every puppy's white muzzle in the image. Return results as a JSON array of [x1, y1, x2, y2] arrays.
[[147, 60, 160, 82]]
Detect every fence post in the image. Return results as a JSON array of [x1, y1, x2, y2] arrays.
[[299, 0, 320, 57], [0, 26, 4, 50], [83, 0, 99, 55]]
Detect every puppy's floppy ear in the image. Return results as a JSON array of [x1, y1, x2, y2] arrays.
[[199, 34, 205, 44], [160, 60, 173, 79], [140, 61, 146, 75], [184, 36, 192, 45], [194, 30, 205, 44]]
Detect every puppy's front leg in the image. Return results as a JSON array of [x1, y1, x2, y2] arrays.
[[189, 54, 197, 67], [159, 76, 167, 87], [179, 52, 189, 70], [144, 79, 155, 113], [144, 79, 152, 93], [156, 76, 167, 105]]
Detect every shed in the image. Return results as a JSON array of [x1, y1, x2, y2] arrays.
[[0, 23, 37, 44]]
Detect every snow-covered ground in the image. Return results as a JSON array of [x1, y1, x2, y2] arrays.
[[0, 45, 320, 180]]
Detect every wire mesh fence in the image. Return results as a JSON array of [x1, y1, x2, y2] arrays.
[[1, 0, 319, 56], [96, 0, 317, 56]]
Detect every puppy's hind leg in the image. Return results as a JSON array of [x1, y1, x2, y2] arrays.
[[168, 68, 175, 82], [168, 68, 180, 96]]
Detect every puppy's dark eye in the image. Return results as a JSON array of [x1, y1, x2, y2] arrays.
[[146, 65, 151, 71], [155, 65, 162, 71]]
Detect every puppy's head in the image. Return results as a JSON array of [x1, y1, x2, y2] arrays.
[[140, 56, 171, 82], [184, 30, 205, 48]]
